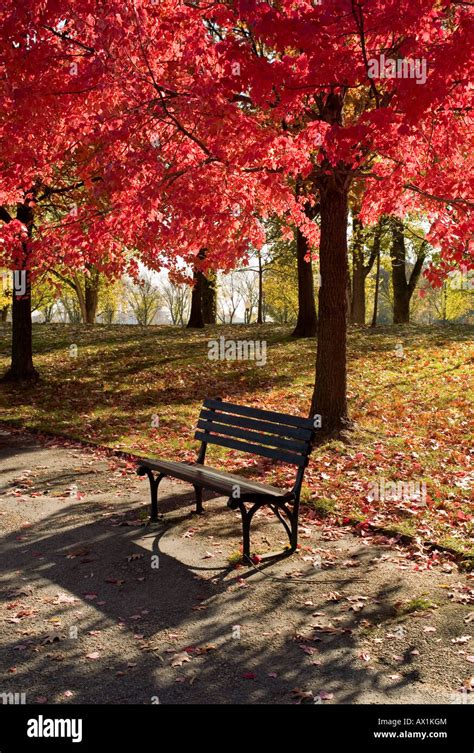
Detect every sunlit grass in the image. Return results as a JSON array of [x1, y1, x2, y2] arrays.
[[0, 321, 472, 557]]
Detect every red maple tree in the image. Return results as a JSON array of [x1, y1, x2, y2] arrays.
[[1, 1, 472, 432]]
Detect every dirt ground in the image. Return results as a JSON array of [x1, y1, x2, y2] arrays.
[[0, 427, 473, 705]]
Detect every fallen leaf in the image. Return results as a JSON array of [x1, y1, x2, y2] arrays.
[[171, 652, 192, 667], [318, 691, 334, 700], [291, 688, 314, 703]]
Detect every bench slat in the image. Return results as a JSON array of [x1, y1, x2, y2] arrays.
[[203, 399, 313, 430], [197, 419, 308, 453], [194, 430, 308, 466], [138, 458, 291, 497], [199, 408, 313, 441]]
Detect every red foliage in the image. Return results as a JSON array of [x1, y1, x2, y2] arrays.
[[0, 0, 472, 276]]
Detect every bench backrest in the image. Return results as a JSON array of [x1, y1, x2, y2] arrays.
[[195, 398, 314, 468]]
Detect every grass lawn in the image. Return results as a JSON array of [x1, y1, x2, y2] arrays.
[[0, 322, 472, 561]]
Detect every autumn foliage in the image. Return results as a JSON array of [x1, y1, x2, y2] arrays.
[[0, 1, 472, 423]]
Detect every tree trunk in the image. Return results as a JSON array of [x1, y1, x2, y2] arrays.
[[73, 274, 88, 323], [256, 252, 263, 325], [84, 270, 99, 324], [292, 227, 317, 337], [3, 270, 38, 381], [390, 219, 426, 324], [202, 272, 216, 324], [393, 287, 411, 323], [1, 202, 39, 382], [186, 250, 205, 328], [371, 236, 381, 327], [350, 216, 366, 324], [1, 305, 9, 322], [391, 219, 410, 323], [310, 175, 349, 433], [441, 282, 447, 322]]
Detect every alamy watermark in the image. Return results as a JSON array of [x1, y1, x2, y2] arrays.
[[0, 270, 27, 298], [368, 478, 427, 505], [368, 54, 427, 85], [448, 266, 474, 291], [0, 691, 26, 704], [27, 716, 82, 744], [207, 336, 267, 367]]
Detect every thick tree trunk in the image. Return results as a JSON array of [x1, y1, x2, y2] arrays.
[[350, 216, 366, 324], [186, 250, 205, 328], [187, 279, 204, 328], [1, 202, 38, 382], [391, 219, 410, 324], [292, 227, 318, 337], [393, 288, 411, 323], [84, 271, 99, 324], [310, 175, 349, 433], [202, 272, 216, 324], [1, 268, 38, 382], [73, 268, 99, 324]]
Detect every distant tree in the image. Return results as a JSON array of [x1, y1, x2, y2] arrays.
[[389, 219, 428, 324], [160, 279, 190, 326], [234, 270, 259, 323], [264, 250, 299, 325], [97, 279, 124, 325], [350, 210, 385, 325], [127, 274, 162, 326], [414, 274, 473, 324], [51, 265, 102, 325], [217, 272, 243, 324], [60, 289, 82, 323], [31, 275, 59, 323]]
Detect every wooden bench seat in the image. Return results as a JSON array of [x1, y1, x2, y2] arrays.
[[137, 458, 293, 499]]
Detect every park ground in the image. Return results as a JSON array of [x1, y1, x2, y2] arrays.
[[0, 322, 473, 703]]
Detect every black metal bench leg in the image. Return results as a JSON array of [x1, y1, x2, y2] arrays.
[[290, 502, 300, 552], [193, 485, 204, 514], [150, 473, 165, 521], [137, 467, 165, 522], [289, 513, 298, 552], [241, 507, 251, 560], [236, 502, 258, 560]]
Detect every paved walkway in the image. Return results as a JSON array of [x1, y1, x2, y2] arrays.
[[0, 428, 473, 705]]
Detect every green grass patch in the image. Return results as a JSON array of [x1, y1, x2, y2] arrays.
[[396, 597, 438, 615]]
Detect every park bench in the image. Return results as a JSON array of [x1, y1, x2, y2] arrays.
[[137, 398, 314, 560]]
